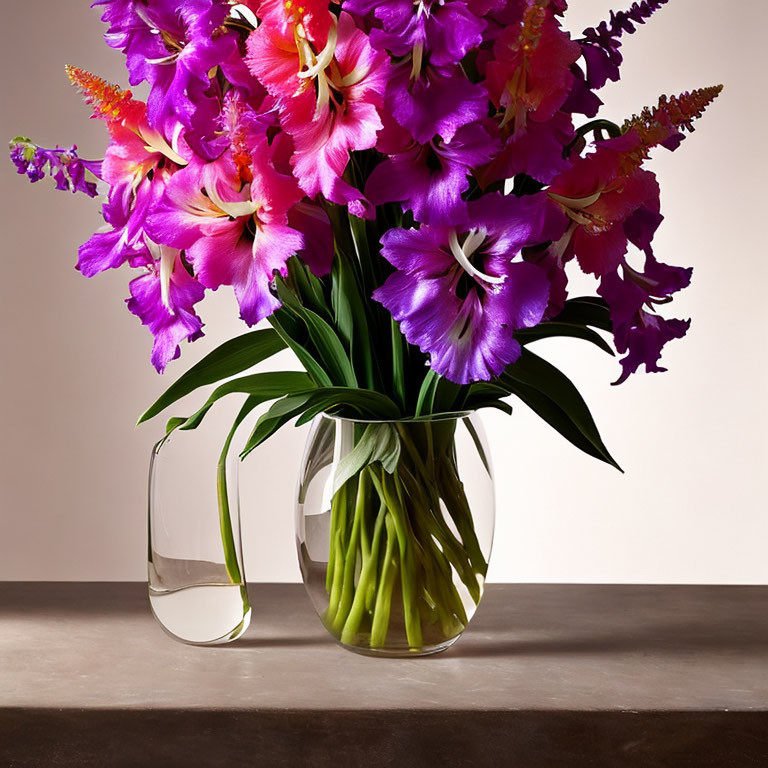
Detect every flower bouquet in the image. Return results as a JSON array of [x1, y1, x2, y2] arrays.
[[11, 0, 720, 654]]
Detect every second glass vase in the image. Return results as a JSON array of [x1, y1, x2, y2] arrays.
[[148, 422, 251, 646], [296, 412, 495, 657]]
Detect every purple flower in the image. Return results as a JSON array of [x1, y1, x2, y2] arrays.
[[386, 61, 489, 145], [598, 248, 692, 384], [560, 65, 603, 118], [373, 193, 565, 383], [78, 168, 171, 277], [9, 138, 101, 196], [126, 245, 206, 372], [479, 112, 574, 187], [93, 0, 240, 159], [579, 0, 670, 90], [366, 122, 499, 226], [347, 0, 485, 66]]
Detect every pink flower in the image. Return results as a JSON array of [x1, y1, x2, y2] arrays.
[[148, 144, 305, 325], [247, 11, 390, 215]]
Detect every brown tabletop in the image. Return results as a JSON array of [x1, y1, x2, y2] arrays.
[[1, 582, 767, 766]]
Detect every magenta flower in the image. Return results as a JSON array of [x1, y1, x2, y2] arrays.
[[126, 244, 206, 373], [366, 122, 499, 225], [147, 148, 304, 325], [373, 193, 565, 383], [598, 250, 691, 384], [547, 135, 663, 277], [484, 2, 580, 133], [387, 61, 488, 146], [65, 69, 190, 278]]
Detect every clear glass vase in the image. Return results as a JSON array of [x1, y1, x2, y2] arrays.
[[296, 412, 495, 657], [148, 424, 251, 645]]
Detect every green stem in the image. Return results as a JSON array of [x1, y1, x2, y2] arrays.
[[377, 470, 422, 649], [340, 486, 387, 645], [370, 514, 398, 648], [325, 484, 348, 624], [332, 472, 368, 634], [215, 398, 262, 586]]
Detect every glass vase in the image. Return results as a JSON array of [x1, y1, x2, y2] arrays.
[[147, 424, 251, 645], [296, 412, 495, 657]]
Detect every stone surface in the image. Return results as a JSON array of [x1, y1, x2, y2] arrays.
[[1, 583, 768, 766]]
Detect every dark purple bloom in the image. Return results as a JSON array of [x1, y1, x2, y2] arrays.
[[126, 245, 206, 372], [480, 112, 574, 187], [599, 249, 692, 384], [9, 138, 101, 196], [366, 122, 499, 226], [579, 0, 670, 89], [386, 61, 488, 145], [93, 0, 240, 159], [347, 0, 485, 66], [373, 193, 565, 383], [561, 64, 603, 118]]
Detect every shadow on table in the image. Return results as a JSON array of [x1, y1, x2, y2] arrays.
[[217, 635, 328, 650], [445, 619, 768, 659]]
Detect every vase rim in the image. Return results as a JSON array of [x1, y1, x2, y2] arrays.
[[323, 410, 475, 425]]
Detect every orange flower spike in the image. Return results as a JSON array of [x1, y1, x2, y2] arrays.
[[621, 85, 724, 167], [65, 66, 145, 128]]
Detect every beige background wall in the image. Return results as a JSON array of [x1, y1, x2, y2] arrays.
[[1, 1, 766, 583]]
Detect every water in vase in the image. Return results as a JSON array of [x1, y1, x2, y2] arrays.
[[149, 581, 251, 645]]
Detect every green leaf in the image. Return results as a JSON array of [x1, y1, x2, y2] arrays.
[[414, 369, 438, 417], [269, 310, 333, 388], [553, 297, 613, 332], [240, 385, 403, 457], [305, 387, 402, 421], [331, 249, 376, 390], [516, 322, 615, 355], [240, 393, 317, 457], [499, 349, 622, 471], [433, 376, 467, 414], [287, 258, 332, 323], [137, 329, 286, 425], [275, 278, 358, 388], [468, 399, 514, 416], [165, 417, 187, 435], [175, 371, 314, 432], [390, 319, 406, 411], [332, 423, 401, 494]]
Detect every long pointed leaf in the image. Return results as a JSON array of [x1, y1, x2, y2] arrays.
[[275, 279, 358, 388], [138, 329, 286, 424], [176, 371, 314, 431], [269, 310, 333, 387], [516, 322, 615, 355], [500, 350, 621, 470]]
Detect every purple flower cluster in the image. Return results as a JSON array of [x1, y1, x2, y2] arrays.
[[579, 0, 671, 90], [10, 138, 101, 197], [10, 0, 720, 386]]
